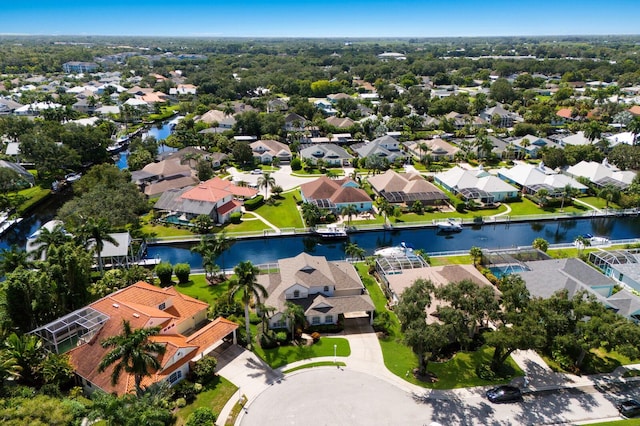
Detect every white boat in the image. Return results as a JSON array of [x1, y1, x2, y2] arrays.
[[374, 242, 414, 257], [437, 219, 462, 232], [314, 224, 348, 239], [574, 234, 610, 248]]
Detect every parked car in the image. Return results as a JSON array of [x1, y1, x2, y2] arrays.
[[250, 169, 263, 174], [618, 399, 640, 418], [486, 385, 522, 403]]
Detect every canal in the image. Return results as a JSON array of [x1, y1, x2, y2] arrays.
[[145, 216, 640, 269]]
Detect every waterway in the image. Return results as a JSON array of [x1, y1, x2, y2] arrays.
[[145, 216, 640, 269], [116, 120, 178, 170]]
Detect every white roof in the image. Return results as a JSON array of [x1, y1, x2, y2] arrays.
[[96, 105, 120, 115], [15, 101, 61, 112], [5, 142, 20, 156], [124, 98, 148, 107], [499, 163, 587, 190], [436, 166, 518, 194], [561, 131, 591, 146], [93, 232, 131, 258], [606, 132, 635, 147], [69, 117, 100, 126]]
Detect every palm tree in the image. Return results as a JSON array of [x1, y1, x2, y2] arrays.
[[340, 204, 358, 228], [75, 218, 118, 272], [4, 333, 44, 386], [0, 245, 31, 275], [584, 121, 603, 144], [475, 133, 494, 160], [344, 242, 366, 261], [559, 184, 577, 211], [98, 320, 166, 396], [257, 303, 276, 333], [418, 142, 430, 164], [301, 202, 322, 227], [469, 246, 483, 266], [229, 261, 268, 348], [628, 117, 640, 146], [574, 235, 591, 255], [284, 301, 306, 341], [257, 172, 276, 199], [532, 237, 549, 252], [599, 184, 620, 208], [31, 222, 71, 261], [376, 197, 394, 225], [191, 232, 232, 282]]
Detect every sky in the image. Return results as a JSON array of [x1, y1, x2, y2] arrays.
[[3, 0, 640, 38]]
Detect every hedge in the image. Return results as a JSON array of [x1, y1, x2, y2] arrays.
[[244, 195, 264, 210]]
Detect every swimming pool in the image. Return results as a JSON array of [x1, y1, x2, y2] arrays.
[[489, 264, 529, 279]]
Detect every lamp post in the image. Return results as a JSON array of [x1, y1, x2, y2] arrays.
[[334, 344, 337, 363]]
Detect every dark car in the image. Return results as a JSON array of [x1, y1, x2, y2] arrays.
[[618, 399, 640, 418], [486, 385, 522, 403]]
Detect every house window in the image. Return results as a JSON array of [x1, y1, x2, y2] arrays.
[[168, 370, 182, 385], [325, 315, 333, 324], [158, 302, 166, 310], [619, 273, 624, 281], [323, 286, 329, 292], [293, 290, 300, 298], [273, 318, 287, 328], [312, 316, 320, 325]]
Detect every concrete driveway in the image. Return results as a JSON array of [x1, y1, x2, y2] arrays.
[[227, 165, 315, 197]]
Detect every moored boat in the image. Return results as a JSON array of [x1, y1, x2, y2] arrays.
[[437, 219, 463, 232], [374, 241, 414, 257], [313, 224, 348, 239]]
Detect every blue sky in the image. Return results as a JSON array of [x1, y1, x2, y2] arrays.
[[3, 1, 640, 38]]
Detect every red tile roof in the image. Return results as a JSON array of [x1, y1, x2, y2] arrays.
[[556, 108, 573, 119], [67, 282, 237, 396], [180, 177, 258, 202], [629, 105, 640, 116]]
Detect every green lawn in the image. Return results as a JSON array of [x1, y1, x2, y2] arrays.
[[282, 361, 346, 373], [586, 420, 640, 426], [223, 215, 271, 233], [430, 254, 474, 266], [14, 185, 51, 214], [175, 274, 231, 305], [252, 192, 304, 228], [543, 347, 640, 375], [253, 337, 351, 369], [141, 222, 196, 238], [506, 197, 592, 216], [577, 196, 620, 210], [175, 376, 237, 426]]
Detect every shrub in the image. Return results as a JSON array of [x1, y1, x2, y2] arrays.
[[275, 331, 288, 344], [155, 262, 173, 287], [194, 382, 204, 393], [174, 263, 191, 284], [455, 202, 467, 213], [173, 380, 197, 403], [186, 407, 217, 426], [175, 397, 187, 408], [311, 332, 321, 341], [291, 157, 302, 171], [192, 356, 218, 384], [244, 195, 264, 211], [259, 331, 278, 349], [229, 212, 242, 224], [476, 363, 497, 380]]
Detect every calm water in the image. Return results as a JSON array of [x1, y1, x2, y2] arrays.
[[146, 216, 640, 269], [116, 121, 177, 170]]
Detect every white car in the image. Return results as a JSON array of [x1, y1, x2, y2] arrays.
[[250, 169, 263, 175]]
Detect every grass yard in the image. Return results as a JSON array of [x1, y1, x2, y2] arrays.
[[506, 197, 592, 216], [576, 196, 620, 210], [175, 274, 231, 305], [543, 348, 640, 375], [253, 192, 304, 228], [141, 222, 196, 238], [175, 376, 237, 426], [586, 420, 640, 426], [253, 337, 351, 369], [224, 215, 270, 233], [14, 185, 51, 214], [429, 254, 474, 266]]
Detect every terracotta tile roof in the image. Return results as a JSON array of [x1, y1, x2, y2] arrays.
[[68, 285, 236, 395], [217, 199, 242, 215], [629, 105, 640, 116], [556, 108, 573, 119], [181, 177, 258, 202]]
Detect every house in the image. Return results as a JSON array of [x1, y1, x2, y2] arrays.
[[508, 134, 558, 158], [154, 177, 258, 224], [590, 249, 640, 298], [284, 112, 307, 132], [130, 157, 198, 197], [606, 132, 636, 147], [0, 98, 23, 115], [382, 264, 497, 308], [325, 116, 355, 129], [558, 131, 591, 147], [368, 169, 448, 206], [257, 253, 375, 330], [299, 143, 353, 167], [196, 109, 236, 129], [629, 106, 640, 116], [267, 98, 288, 113], [497, 163, 587, 195], [250, 139, 292, 164], [159, 147, 228, 169], [480, 104, 521, 128], [63, 61, 99, 73], [403, 138, 460, 162], [434, 166, 519, 204], [515, 257, 640, 322], [565, 160, 635, 190], [299, 176, 372, 213], [313, 99, 337, 115], [377, 52, 406, 61], [14, 102, 61, 116], [352, 135, 408, 164], [169, 84, 197, 95], [32, 281, 238, 395]]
